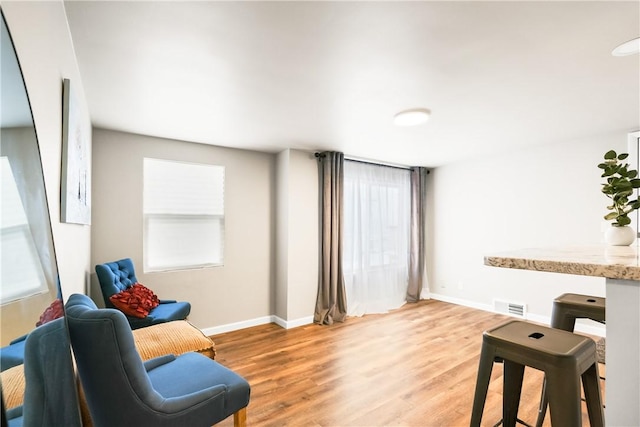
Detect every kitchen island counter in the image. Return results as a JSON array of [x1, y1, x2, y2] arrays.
[[485, 245, 639, 426]]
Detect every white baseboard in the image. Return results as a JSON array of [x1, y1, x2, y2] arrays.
[[430, 293, 606, 337], [202, 295, 606, 338], [202, 315, 273, 337], [273, 315, 314, 329], [202, 314, 314, 336], [430, 292, 493, 312]]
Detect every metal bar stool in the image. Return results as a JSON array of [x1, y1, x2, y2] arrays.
[[470, 320, 604, 427], [535, 293, 606, 427]]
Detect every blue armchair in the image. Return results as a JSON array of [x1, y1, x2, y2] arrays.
[[95, 258, 190, 329], [65, 294, 250, 427], [1, 335, 27, 372], [1, 297, 64, 372], [5, 317, 81, 427]]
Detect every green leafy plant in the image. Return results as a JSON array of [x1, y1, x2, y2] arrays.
[[599, 150, 640, 227]]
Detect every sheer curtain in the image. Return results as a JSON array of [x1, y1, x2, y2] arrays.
[[343, 161, 411, 316]]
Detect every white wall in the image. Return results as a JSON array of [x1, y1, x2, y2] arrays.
[[275, 150, 290, 320], [427, 133, 631, 333], [274, 149, 318, 326], [91, 129, 275, 331], [286, 150, 318, 322], [2, 1, 92, 300]]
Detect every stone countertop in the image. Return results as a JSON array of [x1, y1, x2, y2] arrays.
[[484, 245, 640, 281]]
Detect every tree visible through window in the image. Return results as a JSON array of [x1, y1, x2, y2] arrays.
[[143, 158, 224, 272]]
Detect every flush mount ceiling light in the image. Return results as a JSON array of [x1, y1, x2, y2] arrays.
[[394, 108, 431, 126], [612, 37, 640, 56]]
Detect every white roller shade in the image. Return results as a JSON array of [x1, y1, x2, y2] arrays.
[[143, 158, 225, 272]]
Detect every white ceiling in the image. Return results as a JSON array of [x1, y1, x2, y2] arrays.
[[64, 1, 640, 167]]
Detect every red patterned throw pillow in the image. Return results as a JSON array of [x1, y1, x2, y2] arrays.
[[109, 283, 160, 318], [132, 283, 160, 309], [36, 298, 64, 327]]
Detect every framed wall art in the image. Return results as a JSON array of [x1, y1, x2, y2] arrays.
[[61, 78, 91, 225]]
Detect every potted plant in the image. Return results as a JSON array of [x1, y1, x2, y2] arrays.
[[598, 150, 640, 245]]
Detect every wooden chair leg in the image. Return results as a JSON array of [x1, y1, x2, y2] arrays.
[[234, 407, 247, 427]]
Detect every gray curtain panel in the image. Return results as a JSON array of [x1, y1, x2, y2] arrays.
[[407, 167, 428, 302], [314, 151, 348, 325]]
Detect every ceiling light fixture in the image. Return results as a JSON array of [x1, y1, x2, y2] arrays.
[[612, 37, 640, 56], [394, 108, 431, 126]]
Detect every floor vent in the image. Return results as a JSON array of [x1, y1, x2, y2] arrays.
[[493, 299, 526, 318]]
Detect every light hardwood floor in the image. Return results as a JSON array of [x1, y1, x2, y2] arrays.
[[212, 299, 602, 427]]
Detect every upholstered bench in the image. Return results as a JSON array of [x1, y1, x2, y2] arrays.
[[0, 364, 26, 410], [2, 319, 216, 426], [132, 319, 216, 360]]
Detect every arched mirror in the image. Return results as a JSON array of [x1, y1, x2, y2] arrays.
[[1, 10, 80, 426]]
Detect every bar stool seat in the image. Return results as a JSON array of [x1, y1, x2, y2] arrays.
[[550, 293, 605, 331], [535, 293, 606, 426], [470, 320, 604, 427]]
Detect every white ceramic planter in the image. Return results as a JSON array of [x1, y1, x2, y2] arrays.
[[605, 225, 636, 246]]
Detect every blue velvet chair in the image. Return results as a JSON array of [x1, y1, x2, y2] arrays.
[[65, 294, 250, 427], [95, 258, 191, 329], [1, 294, 64, 372], [1, 335, 27, 372], [5, 317, 82, 427]]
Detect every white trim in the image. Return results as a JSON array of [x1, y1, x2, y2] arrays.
[[430, 293, 605, 337], [201, 314, 314, 336], [430, 292, 493, 312], [273, 315, 314, 329], [202, 296, 606, 337], [202, 315, 273, 336]]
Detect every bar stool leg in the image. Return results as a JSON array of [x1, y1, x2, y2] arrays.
[[470, 344, 496, 427], [582, 363, 605, 427], [537, 305, 575, 427], [503, 360, 525, 427], [534, 378, 549, 427], [545, 370, 582, 426], [550, 309, 577, 331]]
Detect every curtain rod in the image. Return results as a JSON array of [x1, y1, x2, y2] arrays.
[[314, 152, 429, 173], [345, 157, 411, 171]]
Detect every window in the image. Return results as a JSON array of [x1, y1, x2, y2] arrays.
[[342, 160, 411, 316], [143, 158, 224, 272], [0, 157, 48, 304]]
